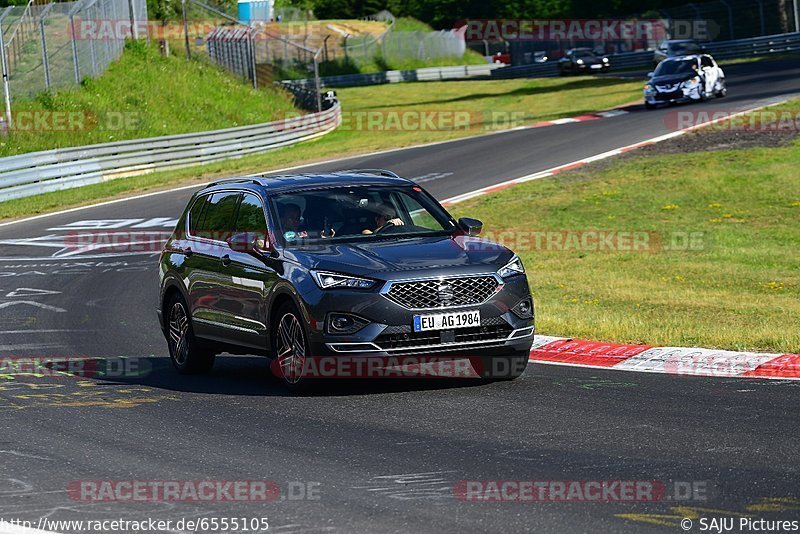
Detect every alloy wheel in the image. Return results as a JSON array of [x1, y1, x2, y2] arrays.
[[276, 312, 306, 384], [168, 301, 190, 366]]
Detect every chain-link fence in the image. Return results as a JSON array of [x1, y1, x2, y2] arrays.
[[338, 16, 464, 63], [206, 24, 323, 111], [0, 0, 147, 125], [658, 0, 799, 41]]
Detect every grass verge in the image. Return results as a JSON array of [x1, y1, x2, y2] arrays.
[[2, 41, 298, 156], [449, 107, 800, 353], [0, 75, 642, 219]]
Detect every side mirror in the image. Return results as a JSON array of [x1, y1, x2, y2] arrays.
[[458, 217, 483, 237], [647, 71, 654, 78], [226, 232, 269, 255]]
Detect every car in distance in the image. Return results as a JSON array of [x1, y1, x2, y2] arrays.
[[643, 54, 726, 109], [157, 170, 535, 389], [558, 48, 610, 75], [653, 39, 703, 65]]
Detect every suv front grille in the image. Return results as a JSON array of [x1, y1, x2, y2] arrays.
[[375, 323, 513, 351], [384, 276, 500, 309]]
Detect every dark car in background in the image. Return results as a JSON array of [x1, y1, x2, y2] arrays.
[[559, 48, 610, 75], [157, 170, 535, 389], [653, 39, 704, 65], [644, 54, 726, 108]]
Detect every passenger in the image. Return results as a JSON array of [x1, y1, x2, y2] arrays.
[[362, 205, 404, 235]]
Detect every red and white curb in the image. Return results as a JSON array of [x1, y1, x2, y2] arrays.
[[529, 336, 800, 380], [530, 109, 630, 128]]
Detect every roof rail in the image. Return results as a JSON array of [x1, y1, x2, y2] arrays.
[[335, 168, 401, 179], [207, 177, 262, 187]]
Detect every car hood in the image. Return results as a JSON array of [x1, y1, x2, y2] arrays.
[[282, 235, 515, 279], [651, 73, 694, 85]]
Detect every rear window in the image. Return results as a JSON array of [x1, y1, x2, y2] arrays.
[[188, 194, 209, 235]]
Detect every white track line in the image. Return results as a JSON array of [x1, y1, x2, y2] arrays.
[[442, 96, 796, 205]]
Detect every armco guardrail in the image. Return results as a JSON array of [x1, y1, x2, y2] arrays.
[[0, 103, 341, 202], [704, 32, 800, 59], [283, 63, 502, 89], [492, 31, 800, 79]]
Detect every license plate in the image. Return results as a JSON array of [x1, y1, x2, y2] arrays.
[[413, 310, 480, 332]]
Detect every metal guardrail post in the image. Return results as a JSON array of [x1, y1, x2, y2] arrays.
[[39, 2, 54, 91], [313, 47, 322, 112], [181, 0, 190, 59], [249, 28, 259, 89], [719, 0, 734, 40], [128, 0, 137, 39], [69, 1, 82, 84], [0, 6, 13, 128], [795, 0, 800, 33]]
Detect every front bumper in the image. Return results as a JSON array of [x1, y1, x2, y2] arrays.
[[298, 273, 534, 358], [578, 63, 610, 72], [645, 84, 702, 105]]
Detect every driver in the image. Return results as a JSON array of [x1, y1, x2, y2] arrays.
[[278, 203, 302, 232], [362, 204, 404, 235]]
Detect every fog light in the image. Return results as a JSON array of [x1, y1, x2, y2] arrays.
[[512, 298, 534, 319], [326, 313, 369, 335]]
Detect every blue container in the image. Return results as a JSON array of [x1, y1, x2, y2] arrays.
[[238, 0, 271, 24]]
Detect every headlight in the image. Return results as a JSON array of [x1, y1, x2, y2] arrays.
[[497, 255, 525, 278], [684, 76, 701, 86], [311, 271, 376, 289], [644, 83, 653, 92], [576, 59, 584, 65], [602, 57, 609, 63]]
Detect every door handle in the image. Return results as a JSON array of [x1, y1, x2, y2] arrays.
[[221, 254, 231, 266]]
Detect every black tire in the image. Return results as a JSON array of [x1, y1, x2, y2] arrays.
[[165, 293, 215, 374], [645, 101, 656, 110], [715, 78, 727, 98], [476, 352, 529, 381], [270, 301, 312, 391], [697, 80, 707, 101]]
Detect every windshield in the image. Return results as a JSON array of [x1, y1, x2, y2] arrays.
[[670, 42, 700, 54], [271, 185, 456, 245], [654, 59, 697, 76], [573, 50, 595, 58]]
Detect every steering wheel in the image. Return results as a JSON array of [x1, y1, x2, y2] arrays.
[[374, 219, 401, 234]]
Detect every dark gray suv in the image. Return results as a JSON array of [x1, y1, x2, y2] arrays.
[[157, 170, 534, 388]]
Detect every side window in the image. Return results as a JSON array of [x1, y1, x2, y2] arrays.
[[235, 193, 268, 234], [197, 191, 240, 240], [188, 194, 209, 235], [396, 193, 439, 231]]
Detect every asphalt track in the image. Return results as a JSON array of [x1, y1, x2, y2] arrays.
[[0, 58, 799, 533]]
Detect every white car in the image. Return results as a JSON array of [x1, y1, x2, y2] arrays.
[[644, 54, 726, 109]]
